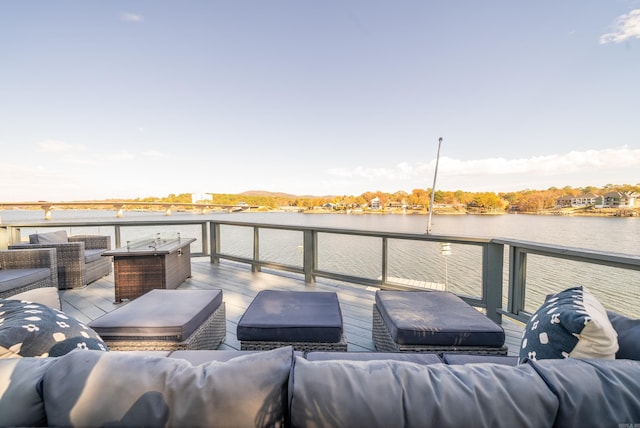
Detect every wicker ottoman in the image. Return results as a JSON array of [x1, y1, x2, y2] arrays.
[[373, 290, 507, 355], [89, 289, 226, 351], [237, 290, 347, 352]]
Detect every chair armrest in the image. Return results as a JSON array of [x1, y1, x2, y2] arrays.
[[0, 248, 59, 289], [0, 248, 57, 270], [70, 235, 111, 250]]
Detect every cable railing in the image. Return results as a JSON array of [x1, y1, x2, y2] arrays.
[[2, 219, 639, 323]]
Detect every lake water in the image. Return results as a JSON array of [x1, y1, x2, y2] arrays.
[[2, 209, 638, 316]]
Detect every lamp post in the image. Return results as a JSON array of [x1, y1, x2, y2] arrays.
[[427, 137, 443, 234]]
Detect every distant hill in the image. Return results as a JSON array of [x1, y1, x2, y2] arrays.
[[240, 190, 336, 199]]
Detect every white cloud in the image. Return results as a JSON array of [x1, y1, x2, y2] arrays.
[[600, 9, 640, 44], [141, 150, 170, 159], [121, 13, 144, 23], [37, 140, 86, 153], [328, 147, 640, 182]]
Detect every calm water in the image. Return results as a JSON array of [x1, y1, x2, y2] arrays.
[[2, 209, 639, 316]]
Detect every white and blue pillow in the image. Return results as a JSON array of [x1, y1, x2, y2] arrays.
[[519, 286, 618, 363]]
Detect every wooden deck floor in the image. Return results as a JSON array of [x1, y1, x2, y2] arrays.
[[60, 257, 523, 356]]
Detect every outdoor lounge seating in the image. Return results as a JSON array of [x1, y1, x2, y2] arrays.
[[237, 290, 347, 351], [9, 230, 112, 289], [372, 290, 507, 355], [0, 248, 58, 298], [88, 289, 226, 351]]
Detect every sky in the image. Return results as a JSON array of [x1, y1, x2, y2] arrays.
[[1, 1, 640, 202]]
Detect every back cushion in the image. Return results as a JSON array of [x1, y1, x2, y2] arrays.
[[0, 358, 54, 427], [29, 231, 69, 244], [43, 346, 293, 427], [290, 357, 558, 428]]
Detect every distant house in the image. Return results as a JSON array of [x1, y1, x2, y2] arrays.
[[555, 194, 600, 208], [370, 197, 381, 210], [603, 192, 638, 208]]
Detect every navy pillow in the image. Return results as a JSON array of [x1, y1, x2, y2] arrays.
[[0, 299, 108, 358], [519, 286, 618, 363], [608, 311, 640, 360]]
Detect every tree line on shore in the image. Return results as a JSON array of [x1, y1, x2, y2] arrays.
[[131, 183, 640, 213]]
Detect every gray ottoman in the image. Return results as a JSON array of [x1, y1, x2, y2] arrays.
[[237, 290, 347, 352], [373, 290, 507, 355], [89, 289, 226, 351]]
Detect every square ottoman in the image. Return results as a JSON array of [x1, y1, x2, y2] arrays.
[[237, 290, 347, 352], [373, 290, 507, 355], [89, 289, 226, 351]]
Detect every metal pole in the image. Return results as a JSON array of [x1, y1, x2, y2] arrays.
[[427, 137, 443, 234]]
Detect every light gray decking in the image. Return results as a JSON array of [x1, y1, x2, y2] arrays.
[[60, 257, 524, 356]]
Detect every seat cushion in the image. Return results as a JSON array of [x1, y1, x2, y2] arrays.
[[306, 351, 442, 365], [237, 290, 343, 343], [442, 353, 519, 366], [375, 290, 505, 347], [89, 289, 223, 341], [0, 268, 50, 293], [84, 249, 106, 264]]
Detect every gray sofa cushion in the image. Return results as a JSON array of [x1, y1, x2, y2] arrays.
[[306, 351, 442, 365], [237, 290, 343, 342], [89, 289, 223, 341], [0, 357, 55, 427], [0, 268, 50, 293], [289, 356, 558, 428], [42, 346, 294, 428], [375, 290, 505, 346], [7, 286, 61, 311], [607, 311, 640, 360], [529, 358, 640, 428], [29, 230, 69, 244], [0, 299, 108, 358]]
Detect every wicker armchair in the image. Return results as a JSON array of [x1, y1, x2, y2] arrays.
[[10, 231, 112, 290], [0, 248, 58, 298]]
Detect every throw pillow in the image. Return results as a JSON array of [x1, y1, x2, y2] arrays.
[[0, 299, 108, 358], [519, 285, 618, 363]]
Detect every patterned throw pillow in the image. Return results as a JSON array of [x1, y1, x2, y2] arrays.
[[0, 299, 108, 358], [519, 286, 618, 363]]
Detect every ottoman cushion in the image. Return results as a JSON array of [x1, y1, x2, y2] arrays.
[[89, 289, 222, 341], [237, 290, 343, 343], [375, 290, 505, 347]]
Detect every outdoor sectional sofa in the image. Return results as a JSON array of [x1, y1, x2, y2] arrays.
[[2, 346, 640, 427]]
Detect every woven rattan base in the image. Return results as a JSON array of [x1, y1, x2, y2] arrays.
[[103, 303, 226, 351], [372, 304, 507, 356], [240, 333, 348, 352]]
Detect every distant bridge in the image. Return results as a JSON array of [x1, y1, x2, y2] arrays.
[[0, 201, 258, 220]]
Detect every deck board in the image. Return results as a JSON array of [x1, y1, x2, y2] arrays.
[[60, 257, 523, 356]]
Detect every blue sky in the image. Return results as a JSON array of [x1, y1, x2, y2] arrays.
[[1, 1, 639, 201]]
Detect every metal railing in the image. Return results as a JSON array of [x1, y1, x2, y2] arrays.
[[2, 218, 639, 323]]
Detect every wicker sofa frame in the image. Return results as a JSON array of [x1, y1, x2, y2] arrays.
[[240, 334, 348, 352], [10, 235, 112, 289], [0, 248, 58, 299], [372, 304, 508, 356]]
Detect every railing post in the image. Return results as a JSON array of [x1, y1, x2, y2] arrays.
[[210, 223, 220, 265], [114, 225, 122, 249], [508, 245, 527, 316], [201, 222, 209, 256], [303, 229, 316, 284], [483, 242, 504, 324], [252, 226, 261, 272], [381, 236, 388, 285]]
